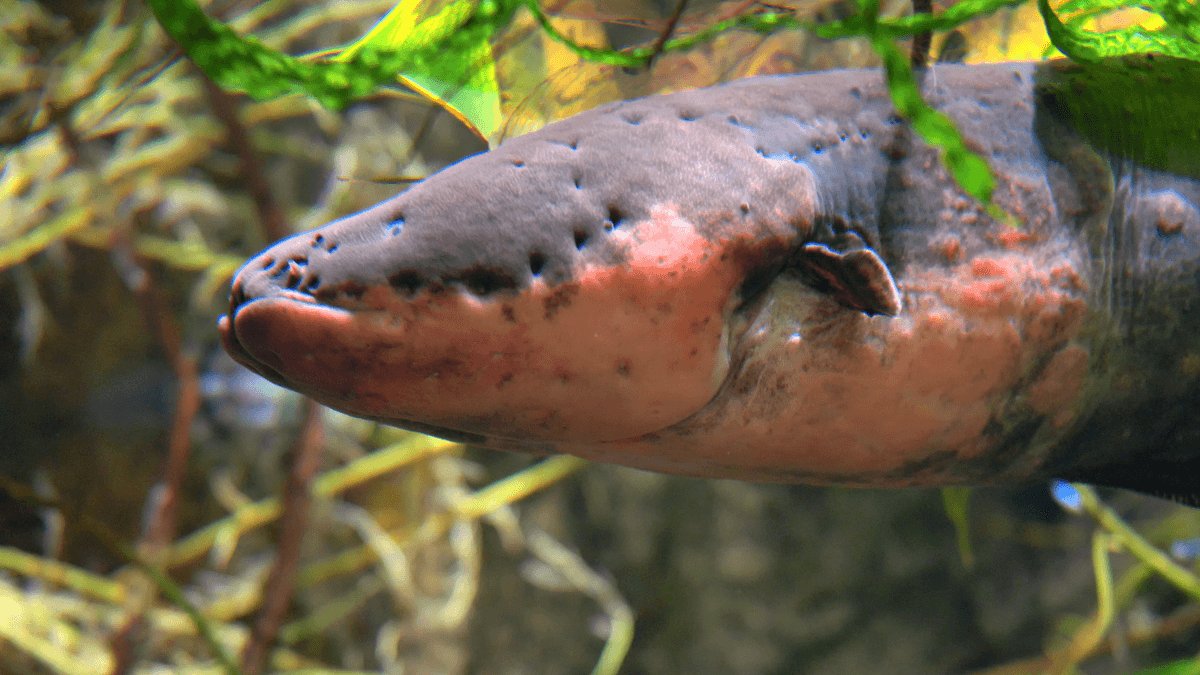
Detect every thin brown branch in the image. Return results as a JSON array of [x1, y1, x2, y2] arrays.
[[108, 614, 147, 675], [0, 475, 242, 675], [146, 352, 200, 547], [400, 101, 444, 177], [205, 77, 290, 243], [109, 227, 201, 561], [910, 0, 933, 69], [968, 603, 1200, 675], [647, 0, 691, 66], [240, 399, 325, 675]]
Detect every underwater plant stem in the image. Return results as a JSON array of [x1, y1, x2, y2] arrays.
[[241, 399, 325, 675], [206, 77, 290, 243], [453, 455, 588, 520], [0, 546, 125, 604], [1074, 483, 1200, 603], [526, 529, 634, 675], [168, 435, 455, 569], [0, 476, 243, 675], [647, 0, 691, 66], [1052, 531, 1116, 673]]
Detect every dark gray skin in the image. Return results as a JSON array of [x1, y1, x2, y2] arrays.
[[221, 58, 1200, 505]]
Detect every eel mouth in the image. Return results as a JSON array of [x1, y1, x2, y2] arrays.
[[219, 202, 794, 445]]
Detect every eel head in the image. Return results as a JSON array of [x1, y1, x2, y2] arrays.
[[219, 88, 900, 449]]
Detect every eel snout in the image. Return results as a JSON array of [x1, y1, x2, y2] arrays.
[[219, 110, 814, 443]]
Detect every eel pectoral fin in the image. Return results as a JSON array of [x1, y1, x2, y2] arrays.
[[795, 243, 902, 317]]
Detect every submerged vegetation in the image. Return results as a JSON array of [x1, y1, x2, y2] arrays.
[[1, 0, 1199, 674]]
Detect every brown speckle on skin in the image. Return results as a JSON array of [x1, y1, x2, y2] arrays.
[[1158, 217, 1184, 235], [616, 359, 631, 376], [1145, 191, 1197, 236], [936, 235, 963, 263], [543, 283, 579, 320]]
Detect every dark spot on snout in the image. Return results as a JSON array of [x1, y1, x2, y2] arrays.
[[387, 264, 522, 299], [309, 233, 337, 254], [622, 111, 644, 125], [528, 251, 547, 276], [727, 115, 751, 130], [388, 270, 423, 295], [604, 205, 624, 231], [277, 257, 309, 287], [510, 158, 525, 167], [385, 216, 404, 237], [573, 228, 589, 249], [850, 87, 862, 99], [678, 109, 701, 121], [458, 266, 518, 296]]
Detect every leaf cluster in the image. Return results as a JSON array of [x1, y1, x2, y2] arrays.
[[147, 0, 1200, 217]]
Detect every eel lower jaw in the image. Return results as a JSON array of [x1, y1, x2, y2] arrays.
[[219, 287, 320, 390], [217, 273, 745, 446]]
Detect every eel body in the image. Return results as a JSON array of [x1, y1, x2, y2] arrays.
[[220, 58, 1200, 502]]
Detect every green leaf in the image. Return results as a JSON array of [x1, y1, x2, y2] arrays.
[[526, 0, 1029, 67], [1126, 658, 1200, 675], [1156, 0, 1200, 44], [1035, 54, 1200, 178], [1039, 0, 1200, 63], [335, 0, 504, 138], [337, 0, 436, 61], [941, 487, 975, 570], [872, 37, 1001, 217], [145, 0, 518, 137]]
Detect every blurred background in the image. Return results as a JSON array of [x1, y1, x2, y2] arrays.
[[1, 0, 1198, 673]]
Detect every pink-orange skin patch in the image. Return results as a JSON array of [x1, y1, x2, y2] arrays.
[[935, 235, 963, 263], [990, 228, 1039, 250], [229, 203, 790, 443], [1027, 345, 1089, 429], [227, 245, 1094, 485], [543, 253, 1092, 485]]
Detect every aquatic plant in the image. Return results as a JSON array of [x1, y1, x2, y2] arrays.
[[2, 1, 1199, 675]]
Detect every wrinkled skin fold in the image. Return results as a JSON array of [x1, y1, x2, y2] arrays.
[[222, 58, 1200, 504]]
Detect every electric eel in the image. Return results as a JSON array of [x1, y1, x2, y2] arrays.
[[220, 56, 1200, 504]]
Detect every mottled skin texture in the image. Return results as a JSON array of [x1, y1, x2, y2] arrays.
[[222, 61, 1200, 503]]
